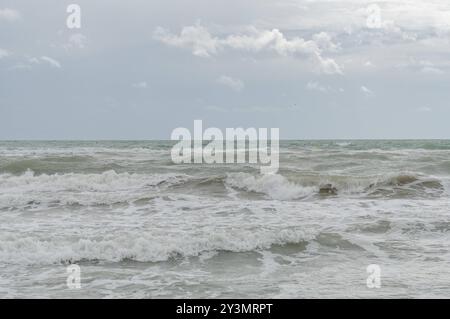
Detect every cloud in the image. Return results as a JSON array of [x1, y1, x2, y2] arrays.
[[9, 56, 62, 70], [40, 56, 61, 68], [313, 53, 343, 74], [0, 48, 10, 59], [154, 24, 218, 58], [360, 85, 374, 97], [0, 8, 20, 21], [132, 81, 148, 89], [306, 81, 343, 93], [397, 58, 444, 74], [9, 63, 33, 71], [28, 57, 40, 64], [420, 66, 444, 75], [204, 104, 297, 113], [64, 33, 87, 50], [306, 81, 328, 93], [217, 75, 244, 92], [312, 32, 340, 52], [223, 27, 318, 56], [416, 106, 432, 112], [204, 105, 228, 112], [154, 23, 343, 74]]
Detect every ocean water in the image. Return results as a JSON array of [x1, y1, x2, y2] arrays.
[[0, 140, 449, 298]]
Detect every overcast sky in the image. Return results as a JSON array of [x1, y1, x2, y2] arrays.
[[1, 0, 450, 139]]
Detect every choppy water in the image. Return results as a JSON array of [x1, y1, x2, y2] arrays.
[[0, 140, 449, 298]]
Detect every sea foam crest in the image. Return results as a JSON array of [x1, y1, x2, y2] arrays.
[[0, 228, 314, 265], [0, 170, 189, 208], [226, 173, 316, 200]]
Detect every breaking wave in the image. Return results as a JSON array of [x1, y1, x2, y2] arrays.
[[226, 173, 317, 200], [0, 170, 445, 209], [0, 170, 189, 208], [0, 229, 315, 265], [225, 172, 445, 200]]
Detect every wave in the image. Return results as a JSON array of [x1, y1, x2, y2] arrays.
[[0, 150, 170, 175], [0, 156, 101, 175], [224, 172, 445, 200], [312, 172, 444, 196], [0, 170, 189, 208], [0, 170, 445, 209], [0, 229, 374, 265], [364, 173, 444, 198], [226, 173, 317, 200], [0, 229, 315, 265]]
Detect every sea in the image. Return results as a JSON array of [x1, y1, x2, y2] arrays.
[[0, 140, 449, 298]]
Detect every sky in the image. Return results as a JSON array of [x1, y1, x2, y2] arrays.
[[1, 0, 450, 139]]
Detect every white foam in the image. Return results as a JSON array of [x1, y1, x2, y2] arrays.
[[0, 228, 314, 265], [0, 170, 189, 208], [225, 173, 316, 200]]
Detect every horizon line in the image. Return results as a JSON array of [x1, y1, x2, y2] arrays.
[[1, 138, 450, 142]]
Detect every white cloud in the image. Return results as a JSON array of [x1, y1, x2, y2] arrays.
[[154, 24, 218, 58], [306, 81, 328, 93], [217, 75, 244, 92], [223, 27, 318, 56], [312, 32, 340, 52], [39, 56, 62, 68], [421, 66, 444, 75], [154, 24, 343, 74], [313, 53, 343, 74], [232, 106, 285, 113], [205, 104, 298, 113], [14, 56, 62, 70], [397, 58, 445, 75], [204, 105, 228, 112], [132, 81, 148, 89], [0, 8, 20, 21], [360, 85, 374, 97], [9, 63, 32, 71], [64, 33, 87, 50], [0, 48, 10, 59], [416, 106, 432, 112], [28, 57, 40, 64], [265, 1, 450, 72], [306, 81, 343, 93]]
